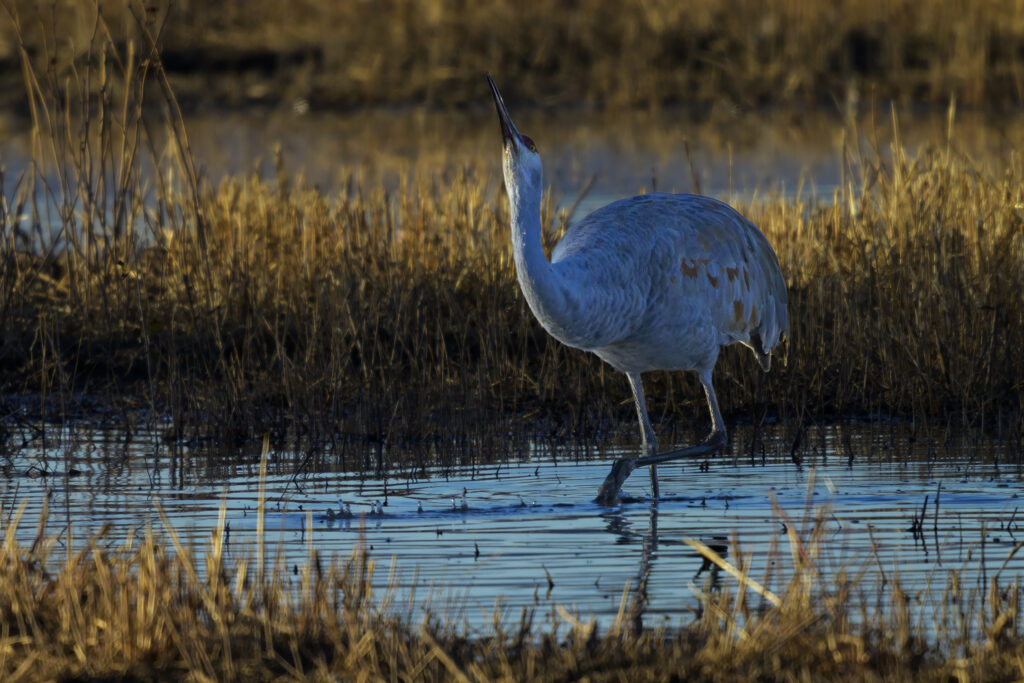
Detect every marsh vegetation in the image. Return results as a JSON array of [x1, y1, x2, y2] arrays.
[[1, 30, 1021, 464]]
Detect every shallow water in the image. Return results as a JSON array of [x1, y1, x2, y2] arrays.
[[1, 422, 1021, 633], [3, 107, 1023, 228]]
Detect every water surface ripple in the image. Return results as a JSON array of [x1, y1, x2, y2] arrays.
[[1, 423, 1021, 632]]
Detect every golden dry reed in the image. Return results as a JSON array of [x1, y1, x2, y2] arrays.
[[0, 6, 1022, 465], [0, 470, 1022, 680], [2, 0, 1024, 109]]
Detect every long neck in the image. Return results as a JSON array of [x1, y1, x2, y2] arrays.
[[508, 181, 567, 330]]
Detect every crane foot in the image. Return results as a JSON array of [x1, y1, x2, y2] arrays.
[[594, 432, 727, 505], [595, 458, 636, 506]]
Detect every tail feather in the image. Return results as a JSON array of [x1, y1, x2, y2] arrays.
[[750, 331, 773, 372]]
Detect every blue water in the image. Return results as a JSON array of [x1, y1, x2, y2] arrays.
[[1, 421, 1020, 633]]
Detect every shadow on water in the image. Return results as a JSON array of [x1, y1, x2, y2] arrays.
[[0, 420, 1021, 633]]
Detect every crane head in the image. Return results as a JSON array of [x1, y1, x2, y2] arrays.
[[486, 74, 542, 196]]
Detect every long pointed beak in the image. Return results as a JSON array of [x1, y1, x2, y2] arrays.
[[486, 73, 518, 148]]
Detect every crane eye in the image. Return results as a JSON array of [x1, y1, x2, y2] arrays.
[[520, 135, 538, 153]]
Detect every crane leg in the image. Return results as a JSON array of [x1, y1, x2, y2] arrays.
[[595, 367, 727, 506], [698, 368, 727, 448], [627, 372, 659, 499]]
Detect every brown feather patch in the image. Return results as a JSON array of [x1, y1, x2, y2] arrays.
[[681, 258, 700, 278]]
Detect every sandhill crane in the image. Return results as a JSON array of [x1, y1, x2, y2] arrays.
[[487, 75, 788, 505]]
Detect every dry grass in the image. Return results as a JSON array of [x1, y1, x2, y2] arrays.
[[2, 0, 1024, 111], [0, 456, 1022, 681], [0, 8, 1022, 469], [732, 116, 1024, 437]]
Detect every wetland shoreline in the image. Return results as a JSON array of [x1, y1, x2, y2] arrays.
[[3, 128, 1022, 465], [2, 5, 1022, 465]]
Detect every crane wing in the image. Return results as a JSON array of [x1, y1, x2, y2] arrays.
[[553, 194, 788, 367]]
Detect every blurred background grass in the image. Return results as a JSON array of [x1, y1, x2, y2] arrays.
[[2, 0, 1023, 112]]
